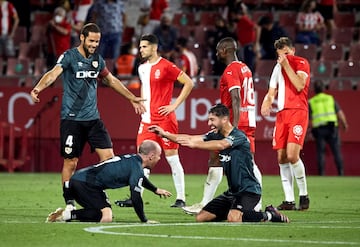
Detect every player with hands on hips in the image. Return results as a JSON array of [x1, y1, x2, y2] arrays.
[[116, 34, 194, 208]]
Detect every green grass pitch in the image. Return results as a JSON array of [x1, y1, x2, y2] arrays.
[[0, 173, 359, 247]]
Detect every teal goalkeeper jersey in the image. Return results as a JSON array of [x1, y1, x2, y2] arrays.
[[57, 48, 106, 121], [71, 154, 144, 190]]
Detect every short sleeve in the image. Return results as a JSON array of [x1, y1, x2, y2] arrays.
[[56, 51, 70, 69], [167, 62, 182, 82]]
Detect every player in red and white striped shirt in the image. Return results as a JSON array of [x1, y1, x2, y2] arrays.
[[0, 0, 19, 57]]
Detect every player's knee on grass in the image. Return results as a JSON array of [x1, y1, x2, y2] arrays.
[[227, 209, 243, 222], [100, 207, 113, 223], [195, 210, 215, 222]]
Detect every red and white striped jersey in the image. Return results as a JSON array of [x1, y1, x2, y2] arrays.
[[180, 49, 198, 78], [296, 11, 324, 31], [138, 57, 182, 123], [0, 1, 17, 36], [219, 61, 256, 128]]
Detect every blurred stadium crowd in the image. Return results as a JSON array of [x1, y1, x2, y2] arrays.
[[0, 0, 359, 90]]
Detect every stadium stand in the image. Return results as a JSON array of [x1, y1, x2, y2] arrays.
[[311, 60, 335, 84], [337, 60, 360, 79], [295, 44, 318, 61], [17, 42, 31, 61], [252, 10, 273, 23], [33, 58, 47, 78], [0, 0, 358, 91], [332, 28, 356, 47], [328, 79, 357, 90], [208, 0, 227, 6], [6, 58, 32, 77], [261, 0, 285, 8], [13, 26, 27, 50], [199, 11, 221, 26], [254, 60, 276, 78], [348, 43, 360, 61], [278, 10, 297, 27], [319, 43, 346, 62], [172, 12, 196, 26], [334, 12, 356, 28]]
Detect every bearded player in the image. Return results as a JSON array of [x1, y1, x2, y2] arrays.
[[183, 37, 263, 215], [30, 23, 145, 210]]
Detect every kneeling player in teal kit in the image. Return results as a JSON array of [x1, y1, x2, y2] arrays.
[[149, 104, 289, 223], [46, 140, 171, 223]]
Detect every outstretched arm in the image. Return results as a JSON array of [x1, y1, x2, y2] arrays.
[[142, 176, 172, 198], [177, 137, 231, 151], [148, 125, 203, 144], [103, 73, 146, 115], [30, 65, 63, 103], [148, 125, 231, 151]]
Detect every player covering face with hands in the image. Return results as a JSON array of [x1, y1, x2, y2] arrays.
[[261, 37, 310, 211], [149, 104, 289, 223]]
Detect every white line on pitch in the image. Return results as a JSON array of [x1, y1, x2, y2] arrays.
[[84, 223, 360, 245]]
